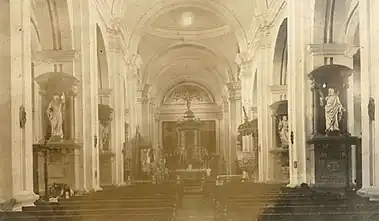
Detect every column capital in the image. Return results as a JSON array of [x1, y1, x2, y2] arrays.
[[216, 111, 223, 120], [227, 81, 242, 101], [236, 52, 253, 79], [154, 112, 160, 122], [128, 53, 143, 70], [307, 43, 350, 56], [227, 81, 241, 92]]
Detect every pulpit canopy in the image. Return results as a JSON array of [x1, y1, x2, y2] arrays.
[[269, 100, 288, 116], [34, 72, 80, 96]]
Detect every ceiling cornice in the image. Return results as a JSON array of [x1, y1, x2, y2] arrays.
[[143, 24, 231, 40]]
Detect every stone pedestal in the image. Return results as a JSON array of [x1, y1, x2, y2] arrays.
[[33, 141, 81, 200], [307, 135, 361, 190], [99, 151, 115, 186]]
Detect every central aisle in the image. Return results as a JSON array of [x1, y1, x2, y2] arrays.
[[176, 194, 215, 221]]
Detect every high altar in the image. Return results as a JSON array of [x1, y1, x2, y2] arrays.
[[176, 100, 206, 170]]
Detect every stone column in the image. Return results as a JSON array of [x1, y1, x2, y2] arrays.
[[106, 28, 126, 186], [256, 33, 272, 182], [357, 0, 379, 200], [127, 71, 139, 137], [0, 0, 39, 210], [227, 82, 242, 174], [287, 0, 311, 186], [137, 84, 151, 140], [148, 98, 156, 142], [237, 52, 254, 153], [221, 97, 230, 174]]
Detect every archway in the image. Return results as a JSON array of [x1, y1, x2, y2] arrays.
[[269, 18, 289, 183], [272, 18, 288, 86], [30, 1, 76, 195], [158, 82, 219, 173]]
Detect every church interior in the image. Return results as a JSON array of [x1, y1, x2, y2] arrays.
[[1, 0, 379, 220]]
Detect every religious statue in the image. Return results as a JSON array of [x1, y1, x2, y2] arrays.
[[47, 93, 65, 140], [368, 97, 375, 121], [99, 124, 109, 150], [277, 115, 289, 147], [186, 98, 192, 110], [319, 88, 346, 133]]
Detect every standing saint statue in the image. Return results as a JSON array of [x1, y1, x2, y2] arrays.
[[277, 115, 289, 147], [47, 93, 65, 140], [320, 88, 346, 133], [186, 98, 192, 110]]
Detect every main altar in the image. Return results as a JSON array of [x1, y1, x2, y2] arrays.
[[163, 98, 210, 181]]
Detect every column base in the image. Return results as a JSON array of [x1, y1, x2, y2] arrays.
[[357, 187, 379, 201], [0, 192, 40, 211]]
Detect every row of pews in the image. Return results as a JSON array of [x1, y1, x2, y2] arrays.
[[204, 181, 379, 221], [1, 183, 181, 221]]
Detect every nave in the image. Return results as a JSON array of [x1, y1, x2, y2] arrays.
[[2, 0, 379, 220], [2, 177, 379, 221]]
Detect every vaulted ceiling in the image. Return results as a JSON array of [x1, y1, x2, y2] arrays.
[[109, 0, 270, 101]]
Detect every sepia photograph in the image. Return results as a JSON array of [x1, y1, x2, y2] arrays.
[[0, 0, 376, 220]]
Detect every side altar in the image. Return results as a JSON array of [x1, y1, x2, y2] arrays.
[[33, 72, 81, 200], [307, 65, 362, 190]]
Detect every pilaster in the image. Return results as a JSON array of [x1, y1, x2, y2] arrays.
[[255, 27, 272, 182], [227, 82, 242, 174], [106, 27, 125, 186], [78, 0, 98, 192], [287, 0, 311, 186], [357, 0, 379, 200], [0, 0, 39, 210]]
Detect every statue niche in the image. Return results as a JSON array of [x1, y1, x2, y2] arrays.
[[307, 65, 362, 190], [34, 72, 79, 142], [33, 72, 80, 198], [308, 65, 350, 136], [98, 104, 113, 151], [46, 93, 65, 141], [269, 100, 289, 183]]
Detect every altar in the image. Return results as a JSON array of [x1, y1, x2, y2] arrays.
[[171, 168, 206, 180]]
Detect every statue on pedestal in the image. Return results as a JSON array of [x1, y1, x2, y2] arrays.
[[278, 115, 289, 147], [319, 88, 346, 133], [47, 93, 65, 140]]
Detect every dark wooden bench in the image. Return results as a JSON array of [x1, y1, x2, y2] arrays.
[[20, 184, 180, 221], [206, 182, 379, 221]]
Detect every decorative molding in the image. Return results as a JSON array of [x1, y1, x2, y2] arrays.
[[129, 53, 143, 70], [269, 84, 287, 93], [307, 43, 351, 56], [32, 50, 79, 64], [227, 81, 242, 92], [163, 84, 214, 105], [144, 24, 231, 40], [98, 88, 113, 97], [344, 44, 360, 58]]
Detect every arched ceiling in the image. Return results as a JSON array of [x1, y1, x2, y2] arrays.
[[118, 0, 260, 100]]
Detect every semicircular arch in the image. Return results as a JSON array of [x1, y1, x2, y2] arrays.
[[143, 41, 233, 84]]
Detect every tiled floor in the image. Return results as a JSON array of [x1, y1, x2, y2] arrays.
[[176, 194, 215, 221]]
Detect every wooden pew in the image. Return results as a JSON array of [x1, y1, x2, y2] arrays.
[[22, 183, 181, 221], [206, 182, 374, 221]]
